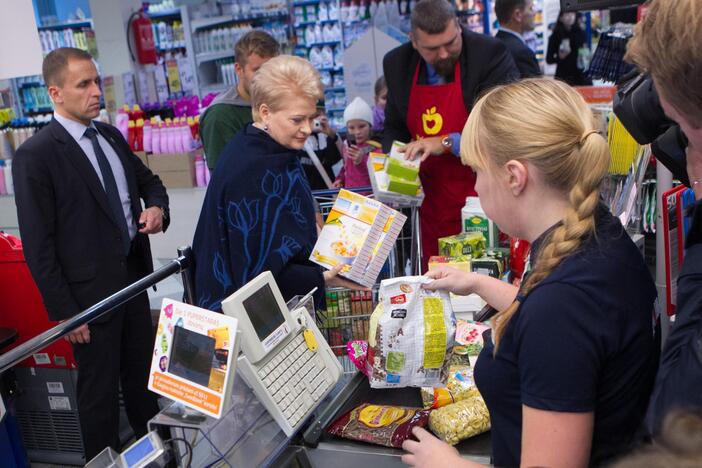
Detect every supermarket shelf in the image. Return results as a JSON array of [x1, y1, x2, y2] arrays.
[[317, 66, 343, 72], [293, 0, 321, 6], [191, 11, 288, 31], [37, 20, 91, 31], [196, 50, 235, 64], [294, 19, 338, 27], [324, 86, 345, 93], [157, 45, 187, 53], [296, 40, 342, 48], [325, 107, 345, 113], [147, 8, 182, 19]]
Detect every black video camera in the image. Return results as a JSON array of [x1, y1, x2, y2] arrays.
[[613, 71, 690, 186]]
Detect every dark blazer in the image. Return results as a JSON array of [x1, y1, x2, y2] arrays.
[[13, 118, 169, 321], [381, 26, 519, 151], [495, 29, 542, 78]]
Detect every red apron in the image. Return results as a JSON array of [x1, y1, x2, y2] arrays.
[[406, 62, 477, 271]]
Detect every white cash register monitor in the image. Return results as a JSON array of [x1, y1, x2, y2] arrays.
[[222, 271, 297, 364], [221, 271, 343, 437]]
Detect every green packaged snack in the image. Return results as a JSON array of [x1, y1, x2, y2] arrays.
[[386, 157, 420, 181], [438, 232, 486, 258], [387, 174, 420, 196]]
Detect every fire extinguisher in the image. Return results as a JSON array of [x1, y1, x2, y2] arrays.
[[128, 8, 158, 65]]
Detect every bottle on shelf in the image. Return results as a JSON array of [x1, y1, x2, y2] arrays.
[[4, 159, 13, 195], [0, 161, 6, 196]]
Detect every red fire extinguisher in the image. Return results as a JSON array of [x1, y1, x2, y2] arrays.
[[128, 8, 158, 65]]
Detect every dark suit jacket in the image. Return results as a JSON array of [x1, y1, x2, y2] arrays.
[[13, 118, 169, 321], [495, 29, 542, 78], [381, 26, 519, 151]]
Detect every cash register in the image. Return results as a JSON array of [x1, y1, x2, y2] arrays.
[[222, 271, 342, 436]]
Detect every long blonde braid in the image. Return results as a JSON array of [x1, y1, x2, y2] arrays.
[[460, 79, 611, 351]]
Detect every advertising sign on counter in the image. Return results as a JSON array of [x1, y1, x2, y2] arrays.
[[148, 299, 240, 418]]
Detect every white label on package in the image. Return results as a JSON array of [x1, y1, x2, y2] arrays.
[[48, 396, 71, 411], [33, 353, 50, 365], [47, 382, 64, 394]]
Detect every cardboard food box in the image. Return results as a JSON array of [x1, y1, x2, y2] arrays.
[[147, 151, 196, 188]]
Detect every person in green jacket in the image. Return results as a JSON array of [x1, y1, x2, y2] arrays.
[[200, 30, 280, 171]]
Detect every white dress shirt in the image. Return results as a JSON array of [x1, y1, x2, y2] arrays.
[[54, 112, 136, 239]]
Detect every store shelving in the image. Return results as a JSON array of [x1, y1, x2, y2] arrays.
[[37, 20, 92, 31], [190, 11, 288, 31], [196, 50, 235, 64]]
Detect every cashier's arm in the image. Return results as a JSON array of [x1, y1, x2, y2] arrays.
[[402, 407, 593, 468], [424, 267, 518, 311]]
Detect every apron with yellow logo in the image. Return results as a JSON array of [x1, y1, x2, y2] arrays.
[[406, 61, 477, 270]]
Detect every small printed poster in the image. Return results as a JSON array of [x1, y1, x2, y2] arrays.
[[148, 299, 239, 418]]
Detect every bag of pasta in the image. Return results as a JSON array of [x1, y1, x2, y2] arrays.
[[366, 276, 455, 388], [428, 395, 491, 445], [420, 366, 482, 409]]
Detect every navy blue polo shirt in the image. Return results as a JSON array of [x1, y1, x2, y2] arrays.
[[474, 207, 658, 467]]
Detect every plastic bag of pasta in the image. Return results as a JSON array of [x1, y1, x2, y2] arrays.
[[366, 276, 456, 388], [326, 403, 431, 448], [428, 395, 491, 445], [420, 366, 482, 409]]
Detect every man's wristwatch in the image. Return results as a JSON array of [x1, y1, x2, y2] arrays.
[[441, 135, 454, 152]]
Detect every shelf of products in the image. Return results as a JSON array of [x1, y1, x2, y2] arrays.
[[190, 11, 288, 31], [37, 20, 92, 31]]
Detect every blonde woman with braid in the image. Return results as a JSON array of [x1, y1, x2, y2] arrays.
[[401, 79, 658, 468]]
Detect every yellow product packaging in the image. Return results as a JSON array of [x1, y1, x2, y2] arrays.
[[367, 276, 456, 388], [438, 232, 486, 258], [428, 395, 491, 445], [427, 255, 472, 273], [420, 365, 481, 409]]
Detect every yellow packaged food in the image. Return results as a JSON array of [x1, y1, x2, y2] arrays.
[[428, 395, 491, 445]]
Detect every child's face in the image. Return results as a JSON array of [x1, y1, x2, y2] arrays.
[[375, 88, 388, 109], [347, 119, 371, 144]]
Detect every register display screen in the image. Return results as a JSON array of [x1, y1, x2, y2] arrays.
[[242, 283, 285, 341], [123, 436, 155, 467], [168, 326, 215, 387]]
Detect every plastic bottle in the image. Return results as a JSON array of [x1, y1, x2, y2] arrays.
[[143, 120, 152, 153], [0, 161, 6, 195], [193, 115, 200, 141], [314, 24, 323, 43], [204, 164, 211, 185], [152, 123, 162, 154], [4, 159, 13, 195], [319, 2, 329, 21], [194, 154, 206, 187], [115, 108, 129, 141], [321, 45, 334, 68], [158, 22, 168, 50], [127, 120, 136, 151], [168, 123, 178, 153], [135, 118, 145, 152], [180, 120, 193, 151], [132, 104, 144, 121]]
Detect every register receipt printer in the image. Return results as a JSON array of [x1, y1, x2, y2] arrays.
[[222, 271, 343, 436]]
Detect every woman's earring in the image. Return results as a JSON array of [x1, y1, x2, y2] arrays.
[[263, 123, 269, 131]]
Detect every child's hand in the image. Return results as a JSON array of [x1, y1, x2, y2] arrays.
[[332, 179, 343, 188], [348, 145, 364, 165]]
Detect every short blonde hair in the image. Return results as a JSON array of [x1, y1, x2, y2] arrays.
[[461, 79, 610, 350], [625, 0, 702, 127], [250, 55, 324, 121]]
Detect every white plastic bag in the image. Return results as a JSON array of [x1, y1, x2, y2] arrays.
[[367, 276, 456, 388]]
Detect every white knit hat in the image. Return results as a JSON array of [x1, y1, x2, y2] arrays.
[[343, 97, 373, 126]]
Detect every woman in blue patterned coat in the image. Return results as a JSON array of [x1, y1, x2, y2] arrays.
[[192, 55, 356, 311]]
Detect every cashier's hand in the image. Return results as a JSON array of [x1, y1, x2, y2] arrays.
[[64, 324, 90, 344], [424, 266, 476, 296], [139, 206, 164, 234], [323, 264, 370, 291], [400, 137, 444, 163], [402, 427, 466, 468]]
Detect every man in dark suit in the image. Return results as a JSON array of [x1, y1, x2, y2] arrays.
[[382, 0, 518, 268], [495, 0, 542, 78], [13, 48, 169, 460]]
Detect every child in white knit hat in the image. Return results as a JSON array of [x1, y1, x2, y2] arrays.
[[333, 96, 379, 189]]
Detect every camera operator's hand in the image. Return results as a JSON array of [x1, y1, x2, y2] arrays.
[[319, 115, 336, 140]]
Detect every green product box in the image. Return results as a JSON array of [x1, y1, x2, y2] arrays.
[[438, 232, 486, 258], [387, 174, 420, 196], [386, 157, 420, 181]]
